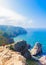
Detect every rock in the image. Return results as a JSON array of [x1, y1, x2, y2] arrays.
[[39, 56, 46, 65], [27, 44, 31, 49], [24, 50, 31, 59], [14, 40, 28, 53], [14, 40, 31, 59], [30, 42, 42, 56], [31, 56, 39, 61], [0, 46, 27, 65]]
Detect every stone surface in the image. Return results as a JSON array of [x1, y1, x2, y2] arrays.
[[39, 56, 46, 65], [14, 40, 31, 59], [0, 46, 26, 65], [14, 40, 28, 52], [30, 42, 42, 56], [24, 50, 31, 59]]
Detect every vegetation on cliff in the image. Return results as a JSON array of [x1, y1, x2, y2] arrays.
[[0, 25, 27, 45], [0, 35, 14, 45], [0, 25, 27, 38]]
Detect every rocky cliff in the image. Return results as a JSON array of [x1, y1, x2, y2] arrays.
[[0, 46, 26, 65]]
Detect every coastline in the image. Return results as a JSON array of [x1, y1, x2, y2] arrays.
[[14, 29, 46, 55]]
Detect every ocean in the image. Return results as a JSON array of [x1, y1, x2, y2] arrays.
[[14, 28, 46, 55]]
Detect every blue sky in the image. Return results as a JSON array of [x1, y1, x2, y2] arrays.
[[0, 0, 46, 28]]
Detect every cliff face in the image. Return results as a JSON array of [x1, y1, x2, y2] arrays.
[[0, 25, 27, 38], [0, 36, 14, 45], [0, 46, 26, 65], [0, 25, 27, 45]]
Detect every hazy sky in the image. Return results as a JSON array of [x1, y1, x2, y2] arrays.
[[0, 0, 46, 28]]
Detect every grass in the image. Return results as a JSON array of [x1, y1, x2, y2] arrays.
[[27, 59, 38, 65]]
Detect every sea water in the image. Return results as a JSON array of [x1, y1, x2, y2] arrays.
[[14, 28, 46, 55]]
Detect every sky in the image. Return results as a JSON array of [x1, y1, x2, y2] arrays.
[[0, 0, 46, 28]]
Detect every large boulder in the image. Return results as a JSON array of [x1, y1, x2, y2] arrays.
[[24, 50, 31, 59], [30, 42, 42, 56], [14, 40, 31, 59], [14, 40, 28, 52], [39, 56, 46, 65]]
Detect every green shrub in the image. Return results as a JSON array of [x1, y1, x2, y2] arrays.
[[27, 59, 38, 65]]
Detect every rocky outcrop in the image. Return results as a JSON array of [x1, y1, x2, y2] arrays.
[[14, 40, 28, 52], [14, 40, 31, 59], [0, 46, 26, 65], [30, 42, 42, 56], [23, 50, 31, 59], [39, 56, 46, 65]]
